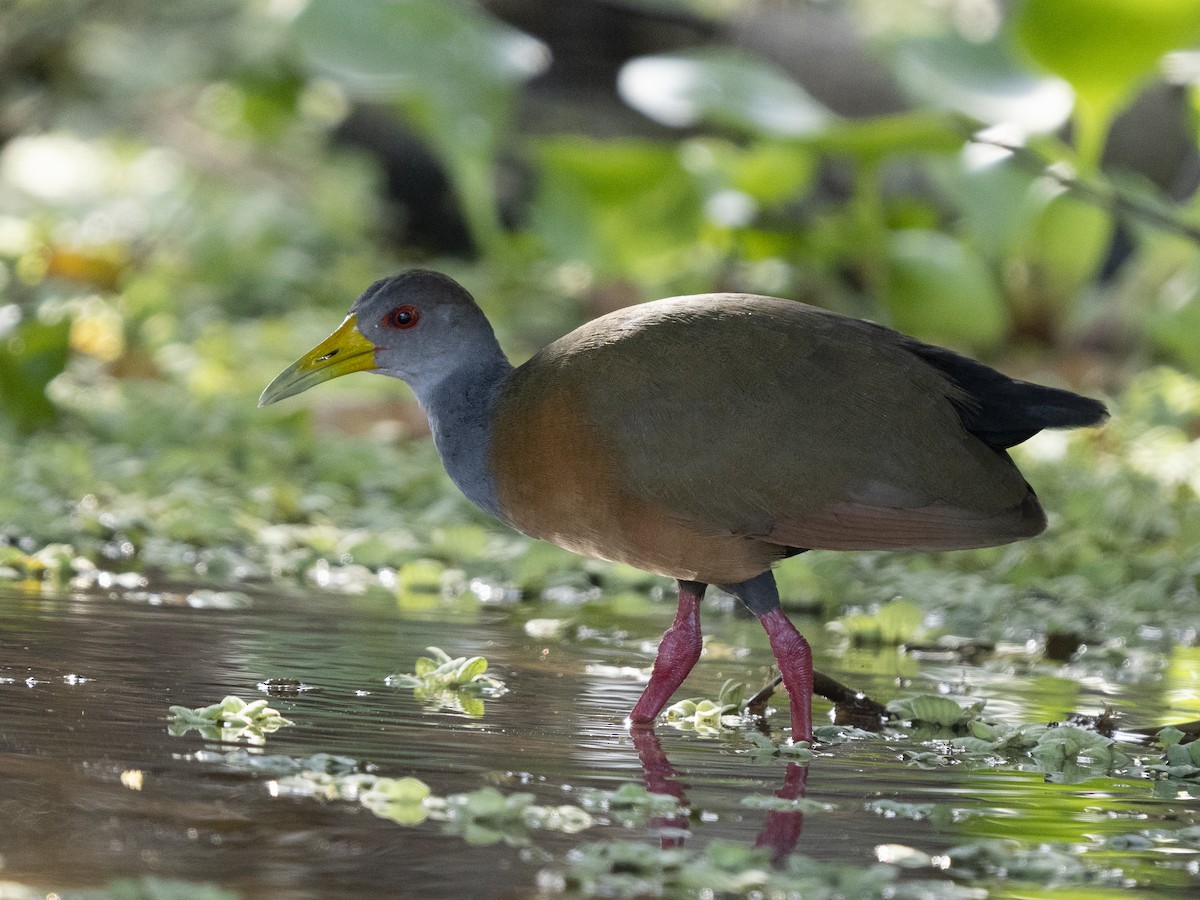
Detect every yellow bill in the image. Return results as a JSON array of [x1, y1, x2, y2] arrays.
[[258, 314, 378, 407]]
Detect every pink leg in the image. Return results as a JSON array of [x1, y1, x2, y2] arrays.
[[758, 608, 814, 743], [628, 580, 705, 726]]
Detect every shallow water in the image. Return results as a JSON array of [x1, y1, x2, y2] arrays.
[[0, 582, 1197, 898]]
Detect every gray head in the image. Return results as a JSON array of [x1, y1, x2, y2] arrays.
[[259, 270, 507, 407]]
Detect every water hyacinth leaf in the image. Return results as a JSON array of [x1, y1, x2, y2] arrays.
[[387, 646, 506, 716], [1027, 724, 1132, 773], [1014, 0, 1200, 167], [167, 695, 293, 744], [293, 0, 549, 248], [396, 558, 448, 597], [618, 48, 835, 138], [741, 730, 814, 762], [663, 678, 749, 732], [805, 110, 969, 162], [457, 656, 488, 682], [578, 782, 682, 815], [0, 313, 71, 432], [890, 32, 1073, 134], [887, 695, 984, 729], [370, 775, 433, 804], [946, 838, 1086, 882], [884, 229, 1008, 349], [1153, 726, 1200, 775], [365, 796, 431, 826], [740, 794, 834, 813], [532, 138, 704, 283], [874, 598, 924, 644], [831, 598, 925, 646], [359, 775, 436, 825], [294, 0, 545, 90], [1019, 187, 1114, 312], [437, 787, 550, 846]]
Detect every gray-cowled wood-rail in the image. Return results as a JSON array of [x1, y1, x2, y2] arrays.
[[260, 270, 1108, 743]]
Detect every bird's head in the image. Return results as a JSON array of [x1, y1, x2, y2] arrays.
[[258, 270, 495, 407]]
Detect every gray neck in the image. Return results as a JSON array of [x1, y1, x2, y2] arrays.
[[410, 354, 514, 520]]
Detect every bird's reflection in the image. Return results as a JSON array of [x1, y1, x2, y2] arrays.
[[630, 727, 810, 863]]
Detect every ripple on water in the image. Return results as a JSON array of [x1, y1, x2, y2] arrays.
[[0, 583, 1196, 898]]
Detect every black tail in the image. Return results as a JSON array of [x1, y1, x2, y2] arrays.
[[902, 340, 1109, 450]]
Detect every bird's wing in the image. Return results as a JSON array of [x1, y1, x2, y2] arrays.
[[559, 295, 1043, 551]]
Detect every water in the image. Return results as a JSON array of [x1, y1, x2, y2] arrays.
[[0, 583, 1196, 898]]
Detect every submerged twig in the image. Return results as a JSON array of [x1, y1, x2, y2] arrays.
[[746, 669, 888, 730], [970, 134, 1200, 246], [1125, 719, 1200, 741]]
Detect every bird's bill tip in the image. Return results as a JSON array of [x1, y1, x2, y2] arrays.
[[258, 314, 378, 407]]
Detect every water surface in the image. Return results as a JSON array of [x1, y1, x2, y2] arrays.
[[1, 583, 1196, 898]]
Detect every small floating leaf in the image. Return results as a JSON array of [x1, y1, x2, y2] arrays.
[[887, 695, 985, 730], [386, 647, 507, 717], [167, 695, 293, 745], [740, 794, 833, 813], [662, 679, 750, 732]]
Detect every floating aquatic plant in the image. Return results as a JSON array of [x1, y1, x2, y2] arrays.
[[740, 730, 814, 762], [886, 695, 987, 731], [385, 646, 508, 717], [275, 766, 593, 841], [167, 696, 293, 745], [576, 782, 684, 826], [1146, 725, 1200, 779], [662, 679, 750, 733]]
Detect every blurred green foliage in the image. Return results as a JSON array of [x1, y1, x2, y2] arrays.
[[0, 0, 1198, 397], [1014, 0, 1200, 167], [294, 0, 548, 250], [0, 313, 71, 431]]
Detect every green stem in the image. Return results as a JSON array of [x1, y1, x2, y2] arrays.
[[1072, 96, 1111, 175]]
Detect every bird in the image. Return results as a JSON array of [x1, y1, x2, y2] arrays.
[[259, 269, 1108, 743]]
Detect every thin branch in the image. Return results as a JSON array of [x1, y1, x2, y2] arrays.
[[969, 135, 1200, 246]]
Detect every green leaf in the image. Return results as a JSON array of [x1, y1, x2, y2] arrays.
[[1020, 188, 1114, 308], [891, 32, 1072, 133], [1014, 0, 1200, 166], [724, 142, 815, 204], [0, 313, 71, 432], [396, 559, 447, 596], [876, 599, 924, 645], [370, 775, 432, 803], [166, 695, 293, 744], [388, 646, 506, 717], [456, 656, 488, 682], [295, 0, 543, 89], [740, 794, 834, 813], [618, 48, 834, 138], [1027, 724, 1132, 772], [888, 695, 983, 729], [293, 0, 548, 248], [716, 678, 746, 709], [531, 138, 705, 285], [884, 229, 1009, 348], [806, 110, 969, 162]]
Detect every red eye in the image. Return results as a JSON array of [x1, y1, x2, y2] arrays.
[[382, 305, 420, 330]]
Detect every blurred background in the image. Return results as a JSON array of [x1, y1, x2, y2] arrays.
[[4, 8, 1200, 896], [1, 0, 1199, 582]]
